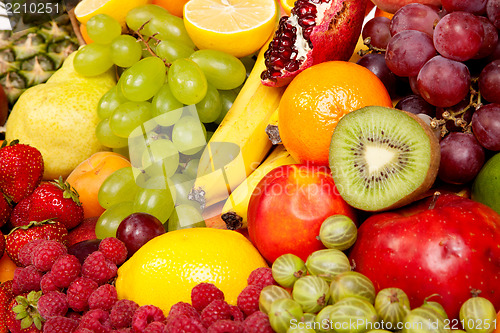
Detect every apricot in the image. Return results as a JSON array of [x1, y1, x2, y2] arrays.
[[0, 237, 16, 283], [67, 151, 131, 218]]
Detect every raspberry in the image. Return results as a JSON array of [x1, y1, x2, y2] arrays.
[[78, 309, 112, 333], [43, 316, 79, 333], [191, 283, 225, 312], [144, 321, 167, 332], [208, 320, 244, 333], [168, 302, 200, 321], [200, 300, 233, 328], [40, 272, 61, 294], [98, 237, 128, 265], [73, 329, 94, 333], [88, 284, 118, 311], [67, 310, 82, 321], [32, 240, 67, 272], [17, 239, 44, 267], [13, 265, 42, 293], [132, 304, 166, 332], [51, 254, 82, 288], [81, 251, 117, 285], [110, 299, 139, 329], [166, 314, 207, 333], [37, 291, 68, 319], [67, 277, 99, 312], [237, 284, 263, 317], [242, 311, 274, 333], [229, 305, 244, 322], [115, 328, 133, 333], [247, 267, 275, 288]]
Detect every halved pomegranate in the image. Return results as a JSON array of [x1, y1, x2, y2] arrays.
[[261, 0, 367, 87]]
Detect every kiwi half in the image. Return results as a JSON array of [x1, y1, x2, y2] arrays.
[[329, 106, 440, 211]]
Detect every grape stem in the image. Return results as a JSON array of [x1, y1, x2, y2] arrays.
[[357, 37, 386, 57], [132, 20, 171, 68]]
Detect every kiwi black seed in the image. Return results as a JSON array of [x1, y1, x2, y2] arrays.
[[328, 106, 440, 212]]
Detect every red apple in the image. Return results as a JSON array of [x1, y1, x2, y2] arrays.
[[372, 0, 442, 14], [247, 164, 357, 263], [349, 193, 500, 319]]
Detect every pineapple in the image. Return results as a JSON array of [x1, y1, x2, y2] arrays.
[[0, 14, 80, 106]]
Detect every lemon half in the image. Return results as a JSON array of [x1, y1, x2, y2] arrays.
[[74, 0, 150, 26]]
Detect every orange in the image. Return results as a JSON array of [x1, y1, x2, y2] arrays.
[[152, 0, 188, 17], [66, 151, 131, 218], [79, 24, 94, 44], [278, 61, 393, 165], [375, 7, 394, 19], [0, 237, 16, 283]]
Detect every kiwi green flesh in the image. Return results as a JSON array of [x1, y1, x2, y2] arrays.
[[329, 106, 440, 212]]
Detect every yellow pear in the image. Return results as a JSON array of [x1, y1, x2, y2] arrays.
[[6, 52, 116, 180]]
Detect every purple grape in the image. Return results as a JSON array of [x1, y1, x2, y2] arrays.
[[408, 76, 420, 95], [438, 132, 486, 184], [68, 239, 102, 265], [474, 17, 499, 59], [441, 0, 488, 14], [417, 55, 471, 107], [487, 0, 500, 29], [389, 3, 440, 37], [395, 94, 436, 116], [486, 39, 500, 62], [433, 12, 485, 62], [357, 53, 397, 98], [471, 103, 500, 151], [479, 59, 500, 103], [116, 212, 166, 257], [385, 30, 436, 77], [362, 17, 392, 49]]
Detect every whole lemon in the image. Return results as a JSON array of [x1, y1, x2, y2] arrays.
[[115, 228, 268, 313]]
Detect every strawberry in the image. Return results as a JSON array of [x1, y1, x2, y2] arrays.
[[10, 196, 31, 228], [5, 291, 43, 333], [0, 281, 15, 333], [0, 193, 12, 228], [5, 220, 69, 266], [0, 233, 5, 260], [27, 177, 84, 230], [0, 141, 44, 203]]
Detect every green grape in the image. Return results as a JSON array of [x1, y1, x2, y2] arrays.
[[328, 297, 378, 333], [133, 187, 176, 223], [315, 305, 336, 333], [402, 307, 448, 333], [330, 271, 376, 304], [272, 253, 307, 288], [374, 288, 410, 327], [110, 35, 143, 68], [292, 275, 330, 313], [168, 58, 207, 105], [269, 299, 304, 333], [215, 89, 237, 124], [125, 4, 170, 32], [167, 204, 205, 231], [259, 285, 292, 315], [97, 86, 127, 120], [86, 14, 121, 45], [96, 118, 129, 148], [96, 201, 135, 238], [156, 39, 195, 63], [196, 83, 221, 123], [110, 101, 153, 138], [146, 14, 195, 47], [240, 54, 256, 78], [73, 43, 113, 77], [113, 146, 130, 159], [305, 249, 351, 282], [169, 173, 200, 208], [172, 116, 207, 155], [459, 297, 496, 333], [206, 131, 213, 142], [318, 215, 358, 251], [98, 167, 140, 209], [141, 138, 179, 179], [189, 49, 246, 90], [120, 57, 166, 101], [151, 83, 183, 126], [138, 39, 158, 58], [182, 158, 199, 179]]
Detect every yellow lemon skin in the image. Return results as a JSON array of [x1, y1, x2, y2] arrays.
[[75, 0, 151, 26], [116, 228, 268, 313]]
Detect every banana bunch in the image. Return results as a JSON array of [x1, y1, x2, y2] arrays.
[[220, 145, 296, 230], [188, 43, 286, 209]]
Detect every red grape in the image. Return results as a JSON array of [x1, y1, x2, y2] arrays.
[[362, 17, 392, 49], [416, 56, 471, 107], [441, 0, 487, 14], [116, 212, 166, 257], [389, 3, 440, 37], [486, 39, 500, 62], [395, 94, 436, 116], [438, 132, 486, 184], [433, 12, 485, 62], [471, 103, 500, 151], [408, 76, 420, 95], [357, 53, 397, 98], [478, 59, 500, 103], [68, 239, 102, 265], [487, 0, 500, 29], [474, 17, 499, 59], [385, 30, 436, 77]]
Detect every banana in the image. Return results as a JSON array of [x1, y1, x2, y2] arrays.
[[265, 107, 282, 145], [188, 43, 287, 209], [220, 145, 296, 230]]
